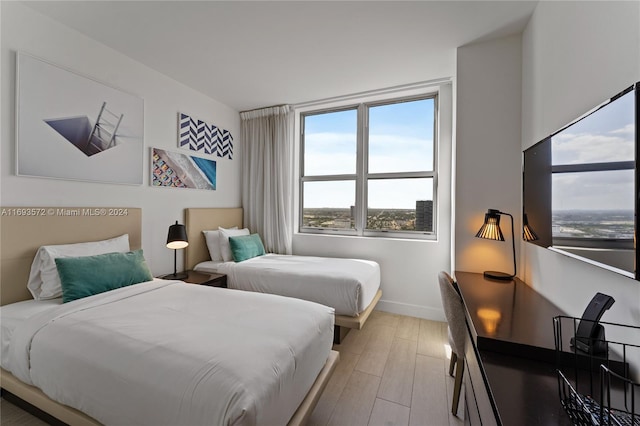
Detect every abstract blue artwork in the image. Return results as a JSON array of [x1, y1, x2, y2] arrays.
[[152, 148, 216, 190]]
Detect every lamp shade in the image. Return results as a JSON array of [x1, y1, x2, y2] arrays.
[[475, 209, 515, 281], [522, 213, 539, 242], [166, 221, 188, 249], [475, 209, 504, 241]]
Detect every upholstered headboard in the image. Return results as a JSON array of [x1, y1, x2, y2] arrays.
[[184, 208, 243, 270], [0, 207, 142, 305]]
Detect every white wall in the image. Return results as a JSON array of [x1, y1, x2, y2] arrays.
[[293, 83, 454, 321], [521, 1, 640, 328], [455, 35, 523, 276], [1, 2, 241, 276]]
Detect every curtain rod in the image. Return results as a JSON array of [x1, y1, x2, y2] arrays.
[[239, 104, 289, 115], [292, 77, 452, 109]]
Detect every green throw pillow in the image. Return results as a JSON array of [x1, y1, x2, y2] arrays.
[[228, 233, 266, 262], [55, 249, 153, 303]]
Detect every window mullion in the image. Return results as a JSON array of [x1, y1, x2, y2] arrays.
[[355, 103, 367, 235], [302, 174, 358, 182], [367, 171, 435, 180]]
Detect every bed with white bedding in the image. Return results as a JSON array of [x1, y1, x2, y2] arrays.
[[195, 254, 380, 316], [185, 208, 383, 335], [2, 279, 334, 425], [0, 206, 339, 426]]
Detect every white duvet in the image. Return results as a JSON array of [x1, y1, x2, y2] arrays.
[[195, 254, 380, 316], [4, 279, 334, 426]]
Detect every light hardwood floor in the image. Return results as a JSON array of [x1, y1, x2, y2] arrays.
[[0, 312, 463, 426], [309, 311, 464, 426]]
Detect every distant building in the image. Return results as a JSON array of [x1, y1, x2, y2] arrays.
[[416, 200, 433, 232]]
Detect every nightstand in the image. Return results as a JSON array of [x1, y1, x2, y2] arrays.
[[181, 270, 227, 288]]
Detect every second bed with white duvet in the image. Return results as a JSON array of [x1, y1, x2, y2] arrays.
[[195, 254, 381, 317]]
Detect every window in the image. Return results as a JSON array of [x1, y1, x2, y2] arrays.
[[550, 89, 635, 248], [300, 95, 437, 239]]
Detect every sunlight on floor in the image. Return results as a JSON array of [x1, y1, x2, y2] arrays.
[[444, 343, 452, 360]]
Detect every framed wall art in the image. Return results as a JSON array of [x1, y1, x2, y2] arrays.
[[178, 112, 233, 159], [151, 148, 216, 190], [16, 53, 144, 185]]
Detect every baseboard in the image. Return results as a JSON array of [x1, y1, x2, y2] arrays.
[[375, 299, 445, 322]]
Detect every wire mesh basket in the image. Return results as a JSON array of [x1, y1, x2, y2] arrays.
[[554, 316, 640, 426]]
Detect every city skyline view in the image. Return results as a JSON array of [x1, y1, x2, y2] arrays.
[[552, 209, 633, 240], [303, 200, 434, 232]]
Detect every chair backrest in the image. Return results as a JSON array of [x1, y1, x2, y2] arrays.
[[438, 271, 466, 355]]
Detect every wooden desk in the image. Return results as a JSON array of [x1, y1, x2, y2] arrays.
[[454, 271, 572, 426]]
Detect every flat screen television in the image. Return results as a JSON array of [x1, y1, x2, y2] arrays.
[[523, 82, 639, 279]]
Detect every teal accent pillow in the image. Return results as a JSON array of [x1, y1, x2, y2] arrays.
[[55, 249, 153, 303], [229, 234, 266, 262]]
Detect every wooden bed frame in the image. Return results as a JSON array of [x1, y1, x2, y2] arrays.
[[184, 207, 382, 341], [0, 206, 338, 426]]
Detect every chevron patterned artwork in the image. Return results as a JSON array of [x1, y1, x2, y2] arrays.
[[178, 112, 233, 159]]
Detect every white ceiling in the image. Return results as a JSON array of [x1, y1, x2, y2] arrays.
[[23, 1, 538, 112]]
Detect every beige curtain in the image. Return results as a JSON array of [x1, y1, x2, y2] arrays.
[[240, 105, 293, 254]]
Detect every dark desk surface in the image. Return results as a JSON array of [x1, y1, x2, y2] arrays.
[[455, 271, 566, 363], [454, 271, 573, 425], [480, 351, 571, 425]]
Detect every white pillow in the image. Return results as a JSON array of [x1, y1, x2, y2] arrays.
[[218, 227, 250, 262], [203, 227, 237, 262], [27, 234, 130, 300]]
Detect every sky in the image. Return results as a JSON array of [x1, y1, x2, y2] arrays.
[[303, 98, 435, 209], [304, 87, 636, 212], [551, 89, 635, 211]]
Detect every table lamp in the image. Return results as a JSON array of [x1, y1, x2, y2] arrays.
[[164, 221, 189, 280], [475, 209, 516, 281]]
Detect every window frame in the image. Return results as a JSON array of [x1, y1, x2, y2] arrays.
[[299, 93, 438, 240]]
